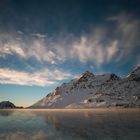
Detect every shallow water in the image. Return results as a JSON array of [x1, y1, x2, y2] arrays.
[[0, 109, 140, 140]]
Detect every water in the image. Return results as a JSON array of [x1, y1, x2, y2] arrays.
[[0, 109, 140, 140]]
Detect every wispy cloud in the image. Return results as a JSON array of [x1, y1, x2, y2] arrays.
[[31, 33, 47, 38], [52, 28, 119, 66], [70, 33, 118, 65], [107, 12, 140, 54], [0, 40, 26, 58], [67, 12, 140, 66], [0, 12, 139, 68], [17, 30, 24, 35], [0, 38, 60, 64], [0, 68, 72, 86]]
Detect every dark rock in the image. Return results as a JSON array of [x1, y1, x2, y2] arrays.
[[0, 101, 23, 109], [0, 101, 16, 109]]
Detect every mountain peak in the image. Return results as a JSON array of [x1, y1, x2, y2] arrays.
[[82, 70, 94, 77], [76, 71, 94, 82]]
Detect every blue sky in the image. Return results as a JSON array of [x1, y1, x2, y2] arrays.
[[0, 0, 140, 107]]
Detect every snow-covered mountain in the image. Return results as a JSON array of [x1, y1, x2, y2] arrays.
[[30, 67, 140, 108]]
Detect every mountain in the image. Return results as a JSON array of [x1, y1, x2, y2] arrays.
[[127, 66, 140, 80], [30, 67, 140, 108], [0, 101, 23, 109]]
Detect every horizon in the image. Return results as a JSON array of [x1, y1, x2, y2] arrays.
[[0, 0, 140, 107]]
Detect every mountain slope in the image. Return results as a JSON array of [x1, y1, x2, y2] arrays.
[[30, 67, 140, 108]]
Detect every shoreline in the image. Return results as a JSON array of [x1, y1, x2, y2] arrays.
[[0, 108, 140, 112]]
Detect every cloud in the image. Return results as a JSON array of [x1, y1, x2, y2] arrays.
[[31, 33, 47, 38], [26, 39, 57, 63], [17, 30, 24, 35], [0, 38, 60, 64], [0, 68, 72, 86], [52, 28, 119, 66], [106, 40, 119, 62], [0, 12, 139, 67], [107, 12, 140, 55], [70, 35, 106, 65], [61, 12, 139, 66], [0, 40, 26, 58]]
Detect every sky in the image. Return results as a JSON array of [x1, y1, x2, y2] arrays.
[[0, 0, 140, 107]]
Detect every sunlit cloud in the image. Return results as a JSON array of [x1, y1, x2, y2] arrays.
[[0, 40, 26, 58], [0, 38, 60, 64], [0, 68, 72, 86]]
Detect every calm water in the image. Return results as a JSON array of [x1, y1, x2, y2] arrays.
[[0, 109, 140, 140]]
